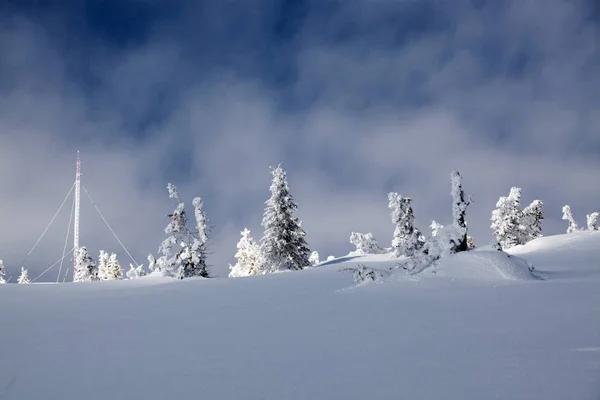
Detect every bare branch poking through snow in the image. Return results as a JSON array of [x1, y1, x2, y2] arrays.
[[339, 264, 391, 284]]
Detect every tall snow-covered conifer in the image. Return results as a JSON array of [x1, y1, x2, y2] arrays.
[[229, 228, 262, 277], [181, 197, 210, 278], [586, 212, 599, 231], [154, 184, 210, 279], [74, 246, 97, 282], [450, 171, 470, 253], [562, 205, 579, 233], [18, 267, 31, 284], [260, 166, 310, 273], [388, 193, 424, 257]]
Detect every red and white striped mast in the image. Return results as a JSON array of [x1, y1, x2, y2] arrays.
[[73, 151, 81, 280]]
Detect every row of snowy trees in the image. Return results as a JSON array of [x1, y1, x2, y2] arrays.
[[488, 186, 598, 250], [229, 166, 311, 277], [344, 171, 472, 281]]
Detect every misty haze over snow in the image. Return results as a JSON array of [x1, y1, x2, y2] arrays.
[[1, 0, 599, 279]]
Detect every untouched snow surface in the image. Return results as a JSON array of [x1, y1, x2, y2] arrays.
[[1, 232, 600, 399]]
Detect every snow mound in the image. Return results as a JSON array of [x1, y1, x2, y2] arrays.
[[325, 251, 536, 282], [432, 251, 537, 281]]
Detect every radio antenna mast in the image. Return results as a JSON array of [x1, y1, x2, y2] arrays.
[[73, 151, 81, 280]]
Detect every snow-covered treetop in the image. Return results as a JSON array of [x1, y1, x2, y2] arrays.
[[192, 197, 209, 246]]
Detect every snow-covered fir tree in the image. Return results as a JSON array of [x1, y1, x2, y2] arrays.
[[229, 228, 262, 277], [126, 263, 146, 279], [349, 232, 384, 255], [521, 200, 543, 242], [260, 166, 311, 273], [562, 205, 579, 233], [430, 221, 443, 237], [74, 246, 97, 282], [106, 253, 122, 280], [586, 212, 599, 231], [309, 251, 320, 266], [491, 187, 523, 249], [388, 192, 424, 257], [182, 197, 210, 278], [154, 184, 211, 279], [97, 250, 110, 280], [17, 267, 31, 284], [450, 171, 470, 252], [0, 259, 5, 283], [147, 254, 157, 273]]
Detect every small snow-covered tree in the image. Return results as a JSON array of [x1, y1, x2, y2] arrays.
[[430, 221, 443, 237], [106, 253, 122, 280], [74, 246, 97, 282], [586, 212, 599, 231], [97, 250, 110, 280], [450, 171, 470, 252], [521, 200, 543, 242], [491, 187, 523, 249], [229, 228, 262, 278], [466, 235, 475, 250], [388, 192, 424, 257], [147, 254, 157, 273], [260, 166, 311, 273], [349, 232, 384, 255], [126, 263, 146, 279], [0, 259, 5, 283], [17, 267, 31, 284], [562, 205, 579, 233], [309, 251, 320, 266]]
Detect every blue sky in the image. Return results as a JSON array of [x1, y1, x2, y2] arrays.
[[1, 0, 599, 280]]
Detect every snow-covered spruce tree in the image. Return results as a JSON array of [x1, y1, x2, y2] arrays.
[[0, 259, 5, 283], [430, 221, 443, 237], [181, 197, 210, 278], [126, 263, 146, 279], [450, 171, 470, 253], [388, 192, 424, 258], [155, 183, 188, 276], [154, 184, 210, 279], [229, 228, 262, 277], [586, 212, 599, 231], [17, 267, 31, 284], [490, 187, 523, 249], [309, 251, 320, 266], [521, 200, 543, 242], [74, 246, 97, 282], [147, 254, 157, 273], [562, 205, 579, 233], [349, 232, 384, 255], [97, 250, 110, 280], [106, 253, 122, 280], [260, 166, 311, 273]]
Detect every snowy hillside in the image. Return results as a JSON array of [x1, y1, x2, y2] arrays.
[[1, 232, 599, 399]]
